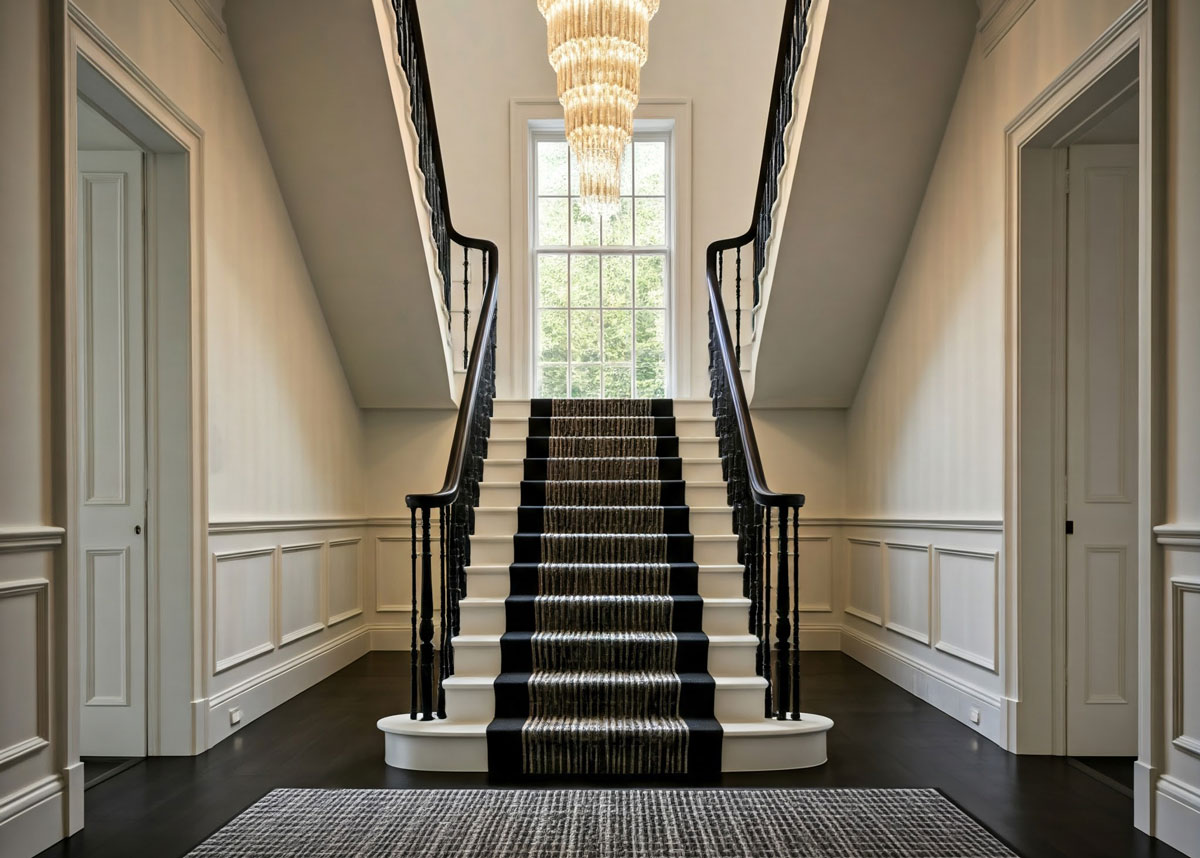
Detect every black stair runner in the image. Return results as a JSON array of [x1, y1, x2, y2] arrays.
[[486, 398, 723, 776]]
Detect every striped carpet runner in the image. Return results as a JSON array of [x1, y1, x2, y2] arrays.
[[486, 399, 723, 776]]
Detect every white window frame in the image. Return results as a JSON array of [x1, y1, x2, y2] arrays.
[[529, 125, 673, 399], [508, 99, 693, 399]]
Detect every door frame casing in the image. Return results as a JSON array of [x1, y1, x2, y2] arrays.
[[1002, 0, 1165, 830], [55, 5, 209, 817]]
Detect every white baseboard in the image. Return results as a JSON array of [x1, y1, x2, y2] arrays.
[[798, 624, 843, 650], [205, 624, 372, 748], [1155, 775, 1200, 857], [370, 623, 414, 651], [0, 775, 67, 858], [840, 625, 1009, 749]]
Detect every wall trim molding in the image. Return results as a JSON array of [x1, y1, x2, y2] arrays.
[[976, 0, 1036, 56], [168, 0, 226, 61], [0, 579, 51, 771], [1155, 523, 1200, 547], [207, 515, 441, 535], [0, 526, 66, 553], [1170, 577, 1200, 758], [797, 517, 1003, 532]]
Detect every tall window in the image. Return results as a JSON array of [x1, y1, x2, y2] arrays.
[[532, 130, 671, 399]]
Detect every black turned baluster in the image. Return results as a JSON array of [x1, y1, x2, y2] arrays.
[[775, 506, 791, 720], [418, 506, 435, 721], [437, 505, 447, 719], [409, 514, 418, 719], [791, 505, 801, 720], [735, 246, 743, 367], [762, 505, 773, 716], [462, 250, 470, 370]]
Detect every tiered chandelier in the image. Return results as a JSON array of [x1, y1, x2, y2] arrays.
[[539, 0, 659, 214]]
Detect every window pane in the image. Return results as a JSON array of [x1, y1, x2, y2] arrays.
[[571, 364, 602, 398], [571, 200, 600, 246], [571, 255, 600, 306], [634, 141, 665, 195], [620, 142, 633, 195], [601, 198, 633, 247], [603, 309, 632, 363], [635, 255, 665, 307], [635, 309, 666, 398], [634, 197, 666, 246], [604, 365, 632, 398], [538, 254, 568, 307], [538, 197, 569, 246], [570, 309, 601, 363], [538, 141, 569, 195], [539, 364, 567, 398], [539, 309, 568, 362], [602, 255, 633, 307], [568, 148, 580, 195]]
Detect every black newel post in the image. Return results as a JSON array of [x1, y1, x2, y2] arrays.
[[418, 506, 435, 721]]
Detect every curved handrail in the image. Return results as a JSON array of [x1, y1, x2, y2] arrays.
[[705, 0, 809, 510], [707, 241, 803, 509], [405, 235, 498, 512]]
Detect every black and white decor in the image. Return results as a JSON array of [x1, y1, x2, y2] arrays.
[[486, 399, 722, 775], [377, 398, 833, 773], [187, 788, 1018, 857]]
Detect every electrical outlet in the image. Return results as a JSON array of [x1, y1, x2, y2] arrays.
[[969, 707, 981, 725], [229, 707, 242, 726]]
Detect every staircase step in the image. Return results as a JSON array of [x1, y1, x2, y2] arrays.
[[489, 671, 718, 720], [528, 398, 673, 417], [465, 533, 740, 566], [473, 507, 734, 538], [458, 595, 752, 637], [484, 436, 722, 460], [485, 457, 725, 483], [461, 563, 747, 601], [518, 479, 687, 506]]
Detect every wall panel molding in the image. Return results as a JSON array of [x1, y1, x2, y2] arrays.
[[883, 541, 932, 645], [211, 547, 276, 674], [977, 0, 1036, 56], [0, 526, 66, 553], [1155, 523, 1200, 547], [933, 547, 1000, 672], [375, 536, 414, 613], [1171, 576, 1200, 757], [0, 579, 50, 769], [793, 535, 834, 612], [328, 538, 364, 626], [278, 542, 325, 647], [845, 538, 883, 626], [799, 517, 1003, 532]]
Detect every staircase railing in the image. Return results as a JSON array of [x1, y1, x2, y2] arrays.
[[392, 0, 480, 370], [708, 0, 812, 720], [393, 0, 499, 720]]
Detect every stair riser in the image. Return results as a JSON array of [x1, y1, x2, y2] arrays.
[[492, 401, 532, 420], [482, 460, 726, 485], [467, 536, 739, 566], [462, 565, 746, 600], [472, 507, 734, 537], [477, 484, 730, 512], [450, 639, 758, 678], [478, 484, 520, 507], [486, 437, 722, 460], [671, 400, 716, 419], [458, 599, 750, 637], [488, 417, 717, 442], [443, 681, 767, 724]]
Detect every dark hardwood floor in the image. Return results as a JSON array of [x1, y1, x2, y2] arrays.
[[38, 652, 1182, 858]]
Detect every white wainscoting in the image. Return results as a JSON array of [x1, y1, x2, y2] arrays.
[[1171, 576, 1200, 758], [328, 538, 363, 626], [828, 520, 1008, 748], [794, 535, 834, 612], [0, 579, 50, 769], [845, 538, 883, 625]]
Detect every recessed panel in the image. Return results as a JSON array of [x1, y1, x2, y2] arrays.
[[886, 543, 931, 644], [280, 544, 323, 646], [794, 537, 833, 612], [1083, 546, 1127, 703], [86, 548, 129, 705], [935, 549, 997, 671], [846, 539, 882, 625], [81, 173, 128, 504], [375, 537, 410, 612], [329, 539, 362, 624], [213, 549, 275, 672], [0, 583, 47, 763], [1175, 580, 1200, 755]]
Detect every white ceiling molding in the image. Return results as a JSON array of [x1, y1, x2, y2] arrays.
[[977, 0, 1036, 56], [170, 0, 227, 61]]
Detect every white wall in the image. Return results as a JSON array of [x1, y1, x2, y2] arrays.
[[1155, 1, 1200, 852], [415, 0, 786, 399]]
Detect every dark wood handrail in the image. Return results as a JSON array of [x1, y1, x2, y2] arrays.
[[405, 235, 498, 512], [706, 0, 808, 510]]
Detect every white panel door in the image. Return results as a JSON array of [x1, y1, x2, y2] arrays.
[[1065, 144, 1138, 757], [77, 150, 148, 758]]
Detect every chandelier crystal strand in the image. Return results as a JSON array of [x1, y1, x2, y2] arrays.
[[539, 0, 659, 215]]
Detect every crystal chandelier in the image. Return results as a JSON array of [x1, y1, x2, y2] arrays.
[[539, 0, 659, 214]]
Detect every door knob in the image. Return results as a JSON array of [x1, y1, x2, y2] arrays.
[[135, 525, 142, 535]]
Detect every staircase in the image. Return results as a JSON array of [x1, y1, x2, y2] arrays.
[[378, 398, 832, 773]]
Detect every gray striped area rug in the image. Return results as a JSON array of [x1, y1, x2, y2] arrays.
[[186, 788, 1018, 857]]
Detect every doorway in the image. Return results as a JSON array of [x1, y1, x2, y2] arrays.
[[1011, 43, 1147, 763], [75, 98, 149, 769]]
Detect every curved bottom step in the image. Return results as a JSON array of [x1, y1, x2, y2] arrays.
[[377, 713, 833, 773]]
